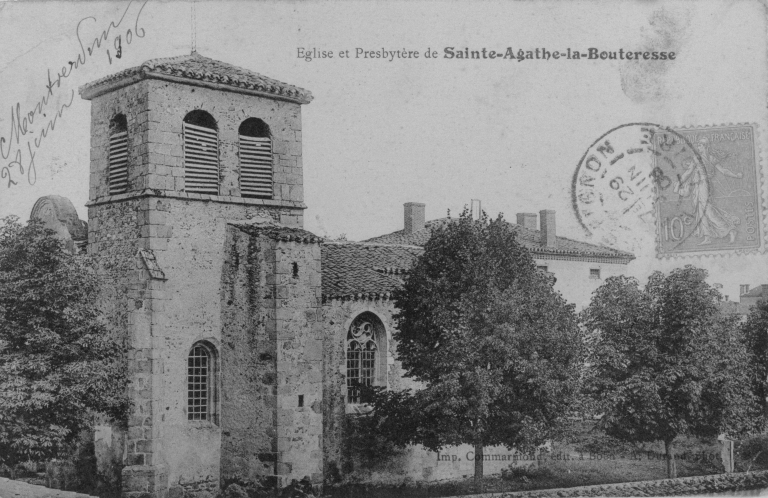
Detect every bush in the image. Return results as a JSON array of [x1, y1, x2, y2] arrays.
[[223, 483, 249, 498], [501, 464, 551, 482], [564, 421, 638, 456], [345, 411, 405, 467], [736, 435, 768, 472]]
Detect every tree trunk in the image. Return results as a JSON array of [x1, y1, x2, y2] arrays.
[[474, 443, 484, 490], [664, 439, 677, 479]]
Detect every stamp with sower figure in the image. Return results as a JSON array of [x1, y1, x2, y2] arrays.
[[655, 125, 762, 255], [573, 123, 763, 257]]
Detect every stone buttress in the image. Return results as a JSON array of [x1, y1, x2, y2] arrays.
[[221, 223, 324, 492]]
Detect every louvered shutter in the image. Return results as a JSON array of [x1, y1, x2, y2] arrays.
[[183, 122, 219, 195], [239, 135, 273, 198], [108, 131, 128, 194]]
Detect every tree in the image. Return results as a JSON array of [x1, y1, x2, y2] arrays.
[[0, 216, 129, 472], [741, 299, 768, 423], [365, 209, 584, 485], [582, 267, 761, 478]]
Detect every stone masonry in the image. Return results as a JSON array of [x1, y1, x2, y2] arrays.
[[220, 223, 323, 492]]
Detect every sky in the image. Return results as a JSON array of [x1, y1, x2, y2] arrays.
[[0, 0, 766, 301]]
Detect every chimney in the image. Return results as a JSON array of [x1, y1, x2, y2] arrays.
[[471, 199, 482, 221], [516, 213, 538, 230], [404, 202, 426, 234], [539, 210, 556, 247], [740, 284, 750, 296]]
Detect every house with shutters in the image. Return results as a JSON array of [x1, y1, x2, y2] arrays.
[[28, 52, 635, 497]]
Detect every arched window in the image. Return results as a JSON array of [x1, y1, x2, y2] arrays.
[[238, 118, 273, 199], [183, 110, 219, 195], [108, 114, 128, 195], [346, 313, 385, 404], [187, 342, 218, 423]]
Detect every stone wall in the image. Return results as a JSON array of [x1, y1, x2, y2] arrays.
[[219, 227, 278, 492], [86, 198, 147, 496], [219, 224, 323, 492], [272, 236, 323, 486], [493, 470, 768, 497]]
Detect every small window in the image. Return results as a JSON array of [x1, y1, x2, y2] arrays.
[[187, 342, 217, 423], [108, 114, 128, 195], [183, 110, 219, 195], [537, 265, 548, 273], [238, 118, 273, 199], [590, 268, 601, 280]]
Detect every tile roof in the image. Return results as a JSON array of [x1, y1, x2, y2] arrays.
[[79, 52, 313, 104], [363, 218, 635, 262], [321, 243, 423, 301], [742, 285, 768, 298], [230, 221, 322, 244]]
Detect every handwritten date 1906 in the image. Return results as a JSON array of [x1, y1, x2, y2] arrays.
[[0, 0, 148, 190]]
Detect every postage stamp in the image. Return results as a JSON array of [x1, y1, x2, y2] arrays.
[[653, 124, 762, 256], [572, 123, 764, 257]]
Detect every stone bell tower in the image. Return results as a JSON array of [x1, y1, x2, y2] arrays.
[[79, 52, 315, 497]]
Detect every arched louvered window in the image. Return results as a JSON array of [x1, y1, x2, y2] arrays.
[[346, 313, 385, 404], [108, 114, 128, 195], [183, 110, 219, 195], [187, 342, 218, 423], [238, 118, 273, 199]]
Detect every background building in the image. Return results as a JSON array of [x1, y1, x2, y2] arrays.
[[363, 203, 635, 310]]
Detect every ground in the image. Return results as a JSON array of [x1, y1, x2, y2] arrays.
[[0, 477, 97, 498]]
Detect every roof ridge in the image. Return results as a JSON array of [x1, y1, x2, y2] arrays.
[[79, 52, 313, 104], [325, 241, 424, 249], [362, 217, 634, 259], [141, 52, 200, 68]]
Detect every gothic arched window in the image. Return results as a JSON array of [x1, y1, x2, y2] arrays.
[[187, 341, 218, 423], [346, 313, 385, 404], [108, 114, 128, 195], [238, 118, 272, 199], [183, 110, 219, 195]]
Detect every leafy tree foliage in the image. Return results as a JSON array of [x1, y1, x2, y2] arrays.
[[741, 299, 768, 422], [365, 209, 584, 483], [582, 266, 761, 478], [0, 216, 129, 470]]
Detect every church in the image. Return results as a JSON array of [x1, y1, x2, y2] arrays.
[[32, 53, 634, 498]]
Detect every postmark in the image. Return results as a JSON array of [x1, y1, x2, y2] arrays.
[[572, 123, 764, 257]]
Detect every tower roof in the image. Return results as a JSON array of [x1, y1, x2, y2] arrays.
[[79, 52, 313, 104]]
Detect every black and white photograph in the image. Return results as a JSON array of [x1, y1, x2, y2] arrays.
[[1, 1, 768, 497]]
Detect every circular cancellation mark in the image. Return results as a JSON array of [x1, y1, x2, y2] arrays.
[[572, 122, 762, 256]]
